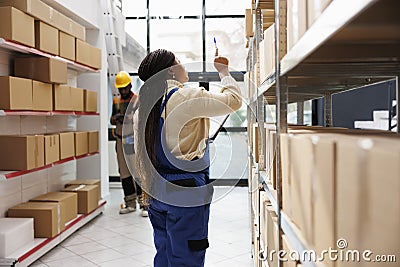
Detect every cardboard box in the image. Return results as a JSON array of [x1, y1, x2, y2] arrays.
[[44, 134, 59, 165], [0, 0, 85, 41], [287, 0, 307, 50], [14, 57, 67, 84], [53, 10, 85, 41], [59, 132, 75, 160], [290, 135, 313, 245], [7, 202, 60, 238], [30, 192, 77, 231], [32, 80, 52, 111], [336, 138, 400, 267], [260, 25, 275, 82], [0, 135, 44, 170], [59, 31, 75, 61], [53, 85, 72, 111], [0, 218, 34, 258], [75, 131, 88, 156], [34, 20, 58, 55], [65, 179, 101, 201], [62, 184, 99, 214], [70, 87, 84, 112], [0, 6, 34, 47], [84, 89, 97, 112], [312, 136, 335, 267], [259, 192, 269, 250], [280, 134, 291, 218], [282, 235, 298, 267], [88, 131, 99, 153], [269, 130, 277, 189], [0, 76, 32, 110], [76, 39, 101, 69], [267, 206, 278, 267], [251, 123, 258, 162], [245, 9, 253, 38], [307, 0, 332, 28]]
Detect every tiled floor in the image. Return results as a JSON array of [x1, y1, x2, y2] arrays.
[[31, 186, 254, 267]]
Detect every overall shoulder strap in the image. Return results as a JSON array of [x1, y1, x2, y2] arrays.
[[160, 87, 179, 114]]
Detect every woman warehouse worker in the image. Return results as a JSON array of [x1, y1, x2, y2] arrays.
[[134, 47, 242, 267]]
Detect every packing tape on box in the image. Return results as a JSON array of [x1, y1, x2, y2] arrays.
[[49, 7, 54, 21], [356, 138, 373, 247], [73, 185, 86, 191]]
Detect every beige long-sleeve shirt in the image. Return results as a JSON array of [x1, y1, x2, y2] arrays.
[[134, 75, 242, 161]]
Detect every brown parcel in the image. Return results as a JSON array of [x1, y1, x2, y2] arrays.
[[245, 9, 253, 38], [267, 205, 279, 267], [59, 31, 75, 61], [0, 135, 44, 170], [44, 134, 60, 165], [84, 90, 97, 112], [336, 138, 400, 267], [30, 192, 77, 231], [290, 135, 313, 246], [53, 85, 72, 111], [312, 136, 335, 267], [8, 202, 60, 238], [0, 6, 34, 47], [65, 179, 101, 201], [75, 132, 88, 156], [76, 39, 101, 69], [0, 76, 32, 110], [35, 21, 58, 55], [14, 57, 67, 84], [32, 80, 52, 111], [62, 185, 99, 214], [59, 132, 75, 160], [70, 87, 84, 112], [88, 131, 99, 153]]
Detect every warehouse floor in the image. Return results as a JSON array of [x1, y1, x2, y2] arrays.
[[31, 187, 253, 267]]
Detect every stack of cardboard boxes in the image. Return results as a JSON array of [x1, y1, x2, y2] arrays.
[[0, 0, 100, 114], [0, 65, 98, 113], [0, 0, 101, 69], [0, 131, 99, 171], [280, 132, 400, 267], [7, 178, 101, 239], [254, 126, 400, 266]]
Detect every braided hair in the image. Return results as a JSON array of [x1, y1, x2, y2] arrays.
[[135, 49, 176, 202]]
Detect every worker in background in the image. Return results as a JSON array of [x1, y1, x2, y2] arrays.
[[134, 47, 242, 266], [110, 71, 148, 217]]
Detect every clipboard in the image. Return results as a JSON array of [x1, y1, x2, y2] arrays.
[[209, 114, 230, 141]]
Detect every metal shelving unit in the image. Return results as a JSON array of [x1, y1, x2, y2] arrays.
[[247, 0, 400, 266], [0, 152, 100, 181], [0, 110, 100, 116], [0, 7, 104, 264]]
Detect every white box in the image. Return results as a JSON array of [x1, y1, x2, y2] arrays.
[[0, 218, 34, 257]]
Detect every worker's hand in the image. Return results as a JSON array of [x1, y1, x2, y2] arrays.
[[112, 114, 124, 124], [214, 48, 230, 77]]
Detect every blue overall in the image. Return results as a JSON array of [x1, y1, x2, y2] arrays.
[[149, 88, 213, 267]]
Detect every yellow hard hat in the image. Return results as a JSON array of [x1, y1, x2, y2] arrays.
[[115, 71, 132, 88]]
